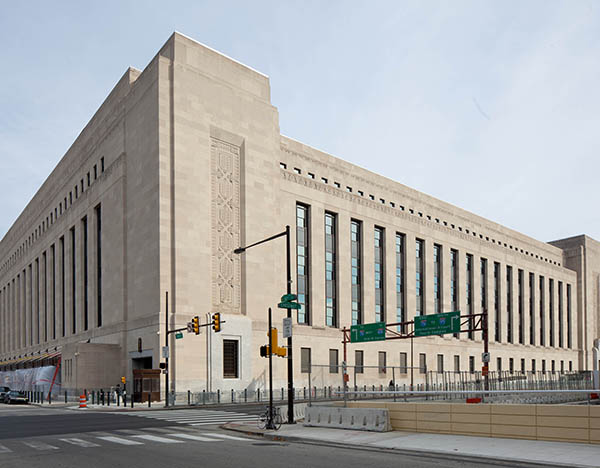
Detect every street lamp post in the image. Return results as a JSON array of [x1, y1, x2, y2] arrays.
[[234, 225, 295, 424]]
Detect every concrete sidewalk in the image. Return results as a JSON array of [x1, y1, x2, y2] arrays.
[[223, 422, 600, 467]]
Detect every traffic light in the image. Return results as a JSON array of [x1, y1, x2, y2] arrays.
[[259, 345, 270, 357], [121, 376, 126, 385], [192, 316, 200, 335], [269, 328, 287, 358], [212, 312, 221, 333]]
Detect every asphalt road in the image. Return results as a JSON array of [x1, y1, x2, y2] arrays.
[[0, 404, 550, 468]]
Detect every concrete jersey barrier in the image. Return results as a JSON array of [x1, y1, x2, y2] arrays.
[[304, 406, 391, 432]]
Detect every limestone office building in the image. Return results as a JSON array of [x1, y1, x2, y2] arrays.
[[0, 32, 598, 395]]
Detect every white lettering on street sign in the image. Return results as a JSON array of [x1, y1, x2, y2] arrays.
[[282, 317, 292, 338], [162, 346, 169, 358]]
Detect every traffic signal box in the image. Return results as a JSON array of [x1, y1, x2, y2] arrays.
[[192, 316, 200, 335], [260, 328, 287, 358], [212, 313, 221, 332], [121, 376, 126, 384]]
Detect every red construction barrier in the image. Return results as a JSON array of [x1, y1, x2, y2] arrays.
[[79, 395, 87, 408], [466, 397, 482, 404]]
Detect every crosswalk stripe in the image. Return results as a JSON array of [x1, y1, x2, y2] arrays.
[[97, 436, 144, 446], [167, 433, 222, 442], [131, 435, 183, 444], [59, 438, 100, 448], [22, 441, 59, 450], [200, 433, 250, 441], [158, 416, 257, 423], [138, 413, 252, 419], [190, 419, 256, 426], [0, 444, 12, 453]]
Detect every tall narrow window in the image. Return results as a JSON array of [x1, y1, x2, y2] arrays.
[[378, 351, 387, 373], [433, 244, 442, 314], [558, 281, 563, 348], [296, 204, 309, 325], [529, 273, 535, 345], [416, 239, 424, 316], [539, 276, 545, 346], [27, 265, 31, 346], [301, 348, 311, 373], [506, 266, 512, 343], [351, 220, 362, 325], [95, 205, 102, 327], [518, 269, 524, 344], [419, 353, 427, 373], [355, 350, 364, 373], [223, 340, 239, 378], [82, 216, 88, 331], [466, 254, 473, 338], [35, 258, 40, 344], [325, 212, 337, 327], [329, 349, 339, 373], [43, 252, 47, 342], [450, 249, 458, 311], [549, 279, 554, 347], [481, 259, 487, 341], [71, 226, 76, 334], [395, 233, 405, 328], [492, 262, 499, 342], [51, 244, 56, 340], [375, 227, 385, 321], [60, 236, 65, 337], [400, 352, 407, 373], [567, 284, 572, 348]]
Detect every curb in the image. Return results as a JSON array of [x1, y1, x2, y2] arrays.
[[220, 423, 592, 468]]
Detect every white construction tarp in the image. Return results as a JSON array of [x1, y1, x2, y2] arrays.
[[0, 366, 61, 395]]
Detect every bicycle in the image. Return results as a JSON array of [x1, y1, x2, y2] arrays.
[[257, 405, 282, 430]]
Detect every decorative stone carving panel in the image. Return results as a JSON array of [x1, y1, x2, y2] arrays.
[[211, 138, 241, 313]]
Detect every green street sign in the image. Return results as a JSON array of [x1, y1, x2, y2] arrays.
[[175, 332, 184, 339], [350, 322, 386, 343], [278, 301, 301, 310], [414, 311, 460, 337], [281, 293, 298, 302]]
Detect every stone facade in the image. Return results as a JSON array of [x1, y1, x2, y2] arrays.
[[0, 33, 598, 394]]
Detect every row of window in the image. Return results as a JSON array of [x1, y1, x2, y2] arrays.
[[295, 203, 573, 349], [1, 157, 105, 277], [282, 162, 562, 267], [301, 348, 575, 375], [0, 205, 102, 357]]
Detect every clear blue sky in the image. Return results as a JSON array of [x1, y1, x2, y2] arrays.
[[1, 0, 598, 242]]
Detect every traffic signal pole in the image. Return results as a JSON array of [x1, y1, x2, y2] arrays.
[[268, 307, 274, 429], [285, 225, 295, 424], [165, 291, 169, 407], [233, 226, 295, 424]]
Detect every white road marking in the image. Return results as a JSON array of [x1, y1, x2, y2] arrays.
[[97, 436, 144, 446], [0, 444, 12, 453], [167, 433, 222, 442], [200, 433, 251, 441], [59, 438, 100, 448], [131, 435, 183, 444], [22, 441, 59, 450]]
